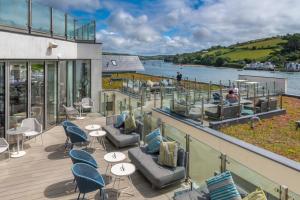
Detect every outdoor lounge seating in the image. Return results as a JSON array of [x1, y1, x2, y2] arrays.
[[66, 126, 89, 149], [62, 121, 78, 149], [205, 104, 241, 120], [0, 138, 9, 158], [63, 105, 80, 120], [128, 146, 186, 189], [103, 115, 142, 148], [81, 97, 94, 113], [21, 118, 43, 145], [69, 149, 98, 168], [71, 163, 105, 200]]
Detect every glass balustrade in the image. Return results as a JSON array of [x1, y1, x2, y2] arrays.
[[0, 0, 95, 42]]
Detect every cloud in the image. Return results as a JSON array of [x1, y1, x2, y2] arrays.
[[99, 0, 300, 55], [33, 0, 100, 12]]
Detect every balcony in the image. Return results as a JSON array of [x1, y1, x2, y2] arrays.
[[0, 0, 96, 43]]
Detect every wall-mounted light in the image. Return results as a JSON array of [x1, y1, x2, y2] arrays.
[[49, 41, 58, 49]]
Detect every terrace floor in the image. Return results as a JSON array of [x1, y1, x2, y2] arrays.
[[0, 115, 184, 200]]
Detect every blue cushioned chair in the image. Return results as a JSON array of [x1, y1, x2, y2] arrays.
[[66, 126, 88, 149], [69, 150, 98, 168], [72, 163, 105, 200], [62, 121, 78, 149]]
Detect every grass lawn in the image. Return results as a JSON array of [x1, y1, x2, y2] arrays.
[[221, 49, 274, 61], [220, 96, 300, 162], [236, 38, 287, 49]]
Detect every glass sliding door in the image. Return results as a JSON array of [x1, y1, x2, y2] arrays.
[[58, 61, 67, 122], [74, 60, 91, 102], [31, 61, 44, 125], [46, 62, 57, 127], [9, 62, 27, 128], [0, 63, 5, 137], [67, 61, 74, 106]]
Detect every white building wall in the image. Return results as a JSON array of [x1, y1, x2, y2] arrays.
[[0, 31, 102, 112]]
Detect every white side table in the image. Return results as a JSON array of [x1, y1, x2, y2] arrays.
[[104, 152, 126, 174], [89, 130, 106, 150], [111, 163, 136, 198], [85, 124, 101, 132], [7, 127, 30, 158]]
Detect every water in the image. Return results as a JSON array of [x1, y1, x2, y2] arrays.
[[142, 60, 300, 95]]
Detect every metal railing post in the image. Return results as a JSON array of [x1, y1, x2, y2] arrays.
[[104, 94, 107, 116], [160, 86, 163, 109], [154, 91, 157, 108], [50, 8, 53, 37], [201, 97, 204, 125], [208, 81, 211, 102], [185, 134, 191, 183], [280, 185, 288, 200], [253, 84, 256, 114], [161, 121, 166, 137], [280, 90, 283, 109], [220, 81, 224, 120], [185, 93, 189, 116], [28, 0, 32, 34], [220, 153, 227, 173], [112, 93, 116, 115], [129, 96, 132, 115]]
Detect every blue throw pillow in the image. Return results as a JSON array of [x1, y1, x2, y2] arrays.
[[114, 113, 127, 128], [206, 171, 241, 200], [145, 128, 161, 144], [146, 135, 162, 154]]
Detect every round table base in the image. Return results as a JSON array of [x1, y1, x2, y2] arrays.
[[11, 151, 26, 158], [76, 116, 85, 120]]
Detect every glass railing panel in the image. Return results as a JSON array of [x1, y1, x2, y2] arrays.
[[75, 20, 95, 41], [67, 15, 75, 40], [52, 9, 65, 36], [164, 124, 186, 150], [0, 0, 28, 29], [289, 191, 300, 200], [87, 21, 95, 40], [226, 157, 280, 199], [189, 136, 221, 185], [31, 2, 50, 33]]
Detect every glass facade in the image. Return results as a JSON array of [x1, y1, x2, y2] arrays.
[[9, 62, 28, 129], [46, 62, 57, 127], [58, 61, 67, 122], [74, 60, 91, 102], [31, 62, 44, 125], [67, 61, 74, 106], [52, 9, 65, 36], [0, 0, 28, 29], [31, 2, 51, 33], [0, 63, 4, 137]]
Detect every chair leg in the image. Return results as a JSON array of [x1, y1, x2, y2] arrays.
[[75, 184, 78, 192], [40, 133, 44, 145], [77, 193, 81, 200], [82, 193, 85, 200]]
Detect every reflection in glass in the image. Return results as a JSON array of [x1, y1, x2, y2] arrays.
[[32, 2, 51, 33], [58, 61, 67, 122], [52, 9, 65, 36], [31, 62, 44, 125], [46, 62, 57, 126], [74, 60, 91, 102], [9, 62, 27, 128], [0, 63, 4, 137], [67, 15, 75, 40], [67, 61, 74, 106], [0, 0, 28, 29]]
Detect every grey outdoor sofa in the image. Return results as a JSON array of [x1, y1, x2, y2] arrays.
[[103, 115, 142, 148], [128, 146, 187, 189]]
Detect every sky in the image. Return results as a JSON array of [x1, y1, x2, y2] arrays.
[[35, 0, 300, 55]]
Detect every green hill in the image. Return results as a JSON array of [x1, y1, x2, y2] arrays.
[[158, 34, 300, 69]]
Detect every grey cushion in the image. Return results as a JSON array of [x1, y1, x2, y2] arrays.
[[173, 185, 248, 200], [103, 125, 140, 148], [128, 146, 186, 189], [177, 148, 186, 167]]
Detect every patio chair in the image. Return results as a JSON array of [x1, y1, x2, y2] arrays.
[[63, 105, 79, 120], [69, 149, 98, 168], [72, 163, 106, 200], [0, 138, 9, 159], [21, 118, 43, 145], [66, 126, 88, 149], [62, 121, 78, 150], [81, 97, 94, 113]]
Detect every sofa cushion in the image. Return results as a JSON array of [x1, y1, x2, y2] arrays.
[[103, 125, 139, 148], [206, 171, 241, 200], [158, 141, 178, 168], [128, 146, 185, 189], [114, 113, 127, 128], [242, 188, 267, 200], [124, 114, 137, 134], [145, 128, 161, 144], [177, 148, 186, 167], [147, 135, 162, 154]]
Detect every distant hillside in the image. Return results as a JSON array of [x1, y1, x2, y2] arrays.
[[142, 34, 300, 69]]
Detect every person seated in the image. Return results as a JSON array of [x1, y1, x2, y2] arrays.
[[226, 90, 239, 103]]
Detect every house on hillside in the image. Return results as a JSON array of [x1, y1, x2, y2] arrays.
[[244, 62, 275, 71], [286, 62, 300, 72], [102, 55, 144, 74]]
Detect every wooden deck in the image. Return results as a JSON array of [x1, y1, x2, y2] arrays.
[[0, 116, 183, 200]]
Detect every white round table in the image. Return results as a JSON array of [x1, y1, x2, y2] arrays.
[[85, 124, 101, 132], [111, 163, 136, 198], [104, 152, 126, 174], [7, 127, 30, 158], [89, 130, 106, 150]]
